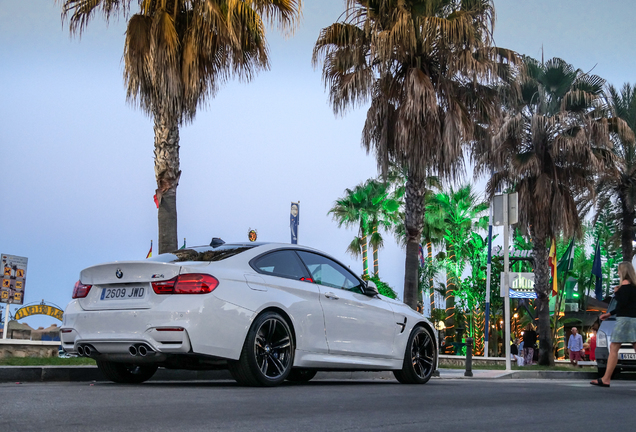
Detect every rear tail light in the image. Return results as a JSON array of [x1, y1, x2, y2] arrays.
[[152, 274, 218, 295], [72, 281, 92, 299]]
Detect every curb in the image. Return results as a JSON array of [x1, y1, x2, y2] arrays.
[[505, 370, 598, 380], [0, 367, 398, 383], [0, 366, 598, 383]]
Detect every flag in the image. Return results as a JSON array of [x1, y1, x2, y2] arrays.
[[146, 240, 153, 259], [153, 194, 159, 209], [557, 238, 575, 275], [548, 239, 557, 296], [418, 245, 425, 267], [179, 238, 186, 250], [290, 202, 299, 244], [591, 237, 603, 300]]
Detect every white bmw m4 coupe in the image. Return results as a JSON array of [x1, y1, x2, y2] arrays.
[[61, 239, 438, 386]]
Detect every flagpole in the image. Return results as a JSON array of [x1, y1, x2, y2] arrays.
[[503, 194, 511, 371], [484, 203, 493, 357], [2, 303, 9, 340]]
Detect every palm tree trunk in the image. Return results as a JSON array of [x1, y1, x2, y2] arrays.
[[403, 174, 426, 310], [361, 227, 369, 277], [427, 239, 434, 312], [154, 113, 181, 254], [532, 234, 554, 366], [445, 242, 456, 345], [372, 224, 379, 276], [620, 193, 634, 261]]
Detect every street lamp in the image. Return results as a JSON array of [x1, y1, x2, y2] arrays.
[[435, 321, 446, 352]]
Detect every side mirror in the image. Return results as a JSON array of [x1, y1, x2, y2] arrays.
[[364, 280, 379, 297]]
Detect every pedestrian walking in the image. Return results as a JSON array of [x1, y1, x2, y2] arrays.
[[567, 327, 584, 366], [591, 261, 636, 387], [522, 324, 537, 366]]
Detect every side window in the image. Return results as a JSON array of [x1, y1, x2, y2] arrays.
[[251, 250, 308, 280], [296, 251, 364, 293]]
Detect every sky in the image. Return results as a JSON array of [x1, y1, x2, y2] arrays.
[[1, 0, 635, 329]]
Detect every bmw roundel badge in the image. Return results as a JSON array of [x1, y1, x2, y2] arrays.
[[116, 268, 123, 279]]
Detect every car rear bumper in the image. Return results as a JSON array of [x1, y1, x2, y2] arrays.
[[60, 294, 254, 361], [595, 346, 636, 371]]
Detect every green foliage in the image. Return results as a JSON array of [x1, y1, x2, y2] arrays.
[[593, 209, 623, 296], [330, 178, 403, 277], [363, 275, 398, 299], [430, 307, 446, 324], [0, 357, 96, 366]]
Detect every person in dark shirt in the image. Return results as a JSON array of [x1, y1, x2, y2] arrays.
[[591, 261, 636, 387], [522, 324, 537, 366]]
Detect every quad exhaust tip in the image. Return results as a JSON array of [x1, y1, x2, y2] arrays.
[[128, 343, 154, 357], [76, 344, 98, 357]]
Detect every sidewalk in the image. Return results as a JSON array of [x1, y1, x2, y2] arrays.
[[0, 366, 597, 383], [436, 368, 597, 380]]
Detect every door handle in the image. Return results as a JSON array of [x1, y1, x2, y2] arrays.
[[324, 292, 339, 300]]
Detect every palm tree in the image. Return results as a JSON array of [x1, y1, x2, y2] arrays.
[[475, 57, 615, 365], [329, 182, 373, 276], [595, 83, 636, 260], [60, 0, 302, 253], [313, 0, 515, 310], [428, 184, 488, 344], [362, 177, 403, 277], [329, 178, 400, 277]]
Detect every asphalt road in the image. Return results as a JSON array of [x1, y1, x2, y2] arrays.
[[1, 378, 634, 432]]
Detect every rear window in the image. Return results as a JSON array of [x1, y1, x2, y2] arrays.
[[251, 250, 308, 280], [147, 245, 254, 263]]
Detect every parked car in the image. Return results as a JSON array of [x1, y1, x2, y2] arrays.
[[595, 296, 636, 377], [61, 240, 438, 386]]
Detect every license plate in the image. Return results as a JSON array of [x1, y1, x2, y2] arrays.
[[100, 287, 145, 300], [620, 353, 636, 360]]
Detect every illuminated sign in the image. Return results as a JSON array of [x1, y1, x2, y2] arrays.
[[500, 272, 536, 299]]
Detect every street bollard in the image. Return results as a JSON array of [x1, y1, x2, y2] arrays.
[[465, 337, 473, 377]]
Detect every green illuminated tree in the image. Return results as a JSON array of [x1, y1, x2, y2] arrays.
[[429, 184, 488, 344]]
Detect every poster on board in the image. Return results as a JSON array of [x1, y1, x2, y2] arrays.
[[1, 254, 28, 305]]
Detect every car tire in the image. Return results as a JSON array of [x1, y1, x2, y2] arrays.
[[228, 311, 295, 387], [96, 360, 158, 384], [393, 325, 436, 384], [286, 369, 317, 383]]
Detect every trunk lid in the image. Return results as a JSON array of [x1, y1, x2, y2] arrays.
[[78, 261, 185, 311]]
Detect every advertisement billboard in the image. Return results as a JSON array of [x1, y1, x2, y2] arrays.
[[1, 254, 28, 305]]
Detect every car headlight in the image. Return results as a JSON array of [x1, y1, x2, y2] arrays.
[[597, 330, 608, 348]]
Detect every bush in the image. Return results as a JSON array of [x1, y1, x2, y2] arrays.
[[362, 275, 398, 299]]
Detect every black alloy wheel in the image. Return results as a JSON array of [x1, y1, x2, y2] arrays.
[[393, 326, 436, 384], [229, 311, 294, 386]]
